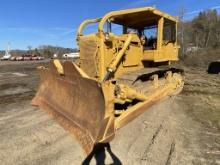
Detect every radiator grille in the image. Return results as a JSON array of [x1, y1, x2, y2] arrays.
[[79, 38, 98, 77]]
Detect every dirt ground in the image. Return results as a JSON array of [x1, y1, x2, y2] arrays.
[[0, 60, 219, 165]]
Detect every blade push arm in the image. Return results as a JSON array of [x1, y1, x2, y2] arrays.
[[103, 34, 133, 81]]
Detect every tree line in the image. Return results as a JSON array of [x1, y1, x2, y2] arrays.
[[179, 9, 220, 55], [27, 45, 77, 58], [0, 45, 77, 58]]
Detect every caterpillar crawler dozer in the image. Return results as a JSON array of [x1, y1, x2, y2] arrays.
[[32, 7, 184, 154]]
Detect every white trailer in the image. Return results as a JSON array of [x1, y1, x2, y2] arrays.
[[62, 52, 79, 59], [1, 43, 12, 60]]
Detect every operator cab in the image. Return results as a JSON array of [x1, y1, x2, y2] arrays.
[[77, 7, 179, 79], [103, 8, 179, 62]]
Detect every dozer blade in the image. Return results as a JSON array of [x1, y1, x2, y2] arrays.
[[32, 60, 108, 154]]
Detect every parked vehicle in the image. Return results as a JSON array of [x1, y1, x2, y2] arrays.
[[31, 55, 38, 60], [23, 55, 32, 61], [16, 56, 24, 61], [10, 57, 16, 61]]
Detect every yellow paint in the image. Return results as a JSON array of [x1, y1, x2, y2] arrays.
[[53, 60, 64, 75], [76, 7, 180, 81], [34, 7, 184, 152]]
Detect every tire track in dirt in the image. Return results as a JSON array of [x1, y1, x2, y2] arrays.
[[165, 141, 176, 165], [140, 123, 164, 161]]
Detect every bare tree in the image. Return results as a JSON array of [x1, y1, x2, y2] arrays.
[[178, 7, 186, 57]]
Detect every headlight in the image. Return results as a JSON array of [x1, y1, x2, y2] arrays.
[[105, 33, 110, 41]]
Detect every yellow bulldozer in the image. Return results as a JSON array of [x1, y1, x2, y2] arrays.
[[32, 7, 184, 154]]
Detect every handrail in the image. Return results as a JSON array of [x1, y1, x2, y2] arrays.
[[77, 18, 102, 36]]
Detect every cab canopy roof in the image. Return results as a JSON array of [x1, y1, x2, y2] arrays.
[[99, 7, 178, 30]]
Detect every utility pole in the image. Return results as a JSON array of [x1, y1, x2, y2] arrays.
[[179, 8, 186, 57]]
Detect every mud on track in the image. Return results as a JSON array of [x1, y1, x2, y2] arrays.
[[0, 61, 219, 165]]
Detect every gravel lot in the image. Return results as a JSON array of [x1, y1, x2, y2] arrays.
[[0, 61, 219, 165]]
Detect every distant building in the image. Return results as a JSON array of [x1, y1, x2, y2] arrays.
[[62, 52, 79, 59]]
